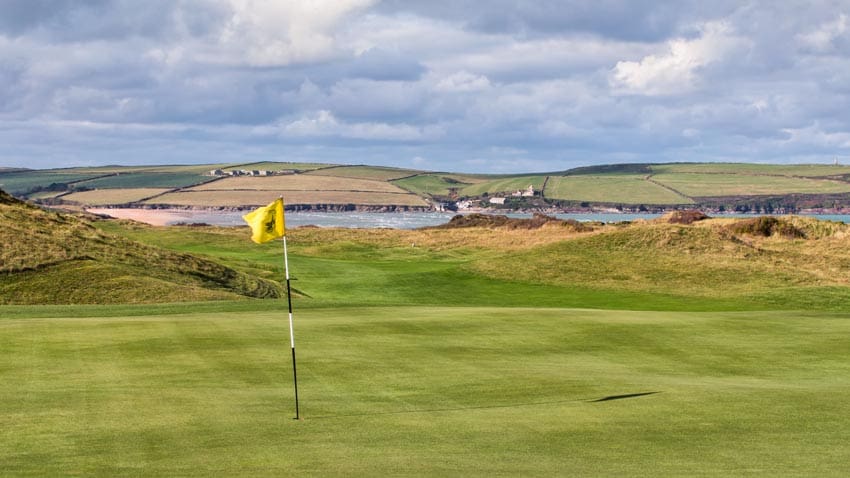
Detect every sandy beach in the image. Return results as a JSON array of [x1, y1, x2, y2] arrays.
[[86, 208, 199, 226]]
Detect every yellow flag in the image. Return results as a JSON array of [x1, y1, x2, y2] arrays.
[[243, 198, 285, 243]]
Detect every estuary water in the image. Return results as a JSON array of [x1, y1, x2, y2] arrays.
[[87, 208, 850, 229]]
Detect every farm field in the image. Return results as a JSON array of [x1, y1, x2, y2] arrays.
[[304, 165, 421, 181], [61, 164, 237, 174], [392, 174, 474, 197], [648, 162, 850, 177], [188, 175, 406, 194], [544, 175, 693, 205], [146, 190, 428, 207], [0, 171, 105, 195], [8, 161, 850, 209], [221, 162, 334, 172], [61, 188, 172, 206], [74, 172, 213, 189], [650, 173, 850, 197], [459, 175, 548, 197]]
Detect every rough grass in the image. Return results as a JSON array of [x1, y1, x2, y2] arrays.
[[93, 215, 850, 312], [0, 191, 282, 303], [2, 307, 850, 476], [545, 175, 693, 204]]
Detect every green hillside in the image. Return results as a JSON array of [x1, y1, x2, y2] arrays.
[[0, 189, 282, 304], [7, 161, 850, 210]]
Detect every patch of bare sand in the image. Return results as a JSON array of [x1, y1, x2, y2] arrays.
[[86, 208, 195, 226]]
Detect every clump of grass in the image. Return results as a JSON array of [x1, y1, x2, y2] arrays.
[[663, 209, 710, 224], [728, 216, 805, 238], [428, 213, 594, 231]]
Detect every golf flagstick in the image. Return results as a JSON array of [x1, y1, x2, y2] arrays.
[[282, 214, 300, 420]]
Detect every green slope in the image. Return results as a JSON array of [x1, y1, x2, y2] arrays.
[[0, 189, 282, 304]]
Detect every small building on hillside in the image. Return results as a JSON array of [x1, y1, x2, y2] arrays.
[[489, 197, 506, 205]]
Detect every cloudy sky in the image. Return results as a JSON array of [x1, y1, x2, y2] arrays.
[[1, 0, 849, 173]]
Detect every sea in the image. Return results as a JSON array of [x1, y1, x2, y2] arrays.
[[87, 208, 850, 229]]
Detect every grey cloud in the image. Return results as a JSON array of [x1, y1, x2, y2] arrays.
[[376, 0, 740, 41], [346, 48, 425, 81], [0, 0, 109, 36], [2, 1, 850, 172]]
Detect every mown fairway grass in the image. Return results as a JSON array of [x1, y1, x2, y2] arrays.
[[3, 306, 850, 476]]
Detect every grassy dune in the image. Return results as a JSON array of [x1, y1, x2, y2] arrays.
[[92, 215, 850, 312], [0, 190, 282, 303]]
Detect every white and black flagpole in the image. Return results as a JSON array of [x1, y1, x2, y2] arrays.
[[283, 225, 301, 420]]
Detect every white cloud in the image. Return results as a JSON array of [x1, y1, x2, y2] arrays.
[[434, 71, 491, 92], [211, 0, 377, 66], [782, 123, 850, 148], [798, 13, 848, 52], [610, 21, 747, 95], [280, 110, 443, 141]]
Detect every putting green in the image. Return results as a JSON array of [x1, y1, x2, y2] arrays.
[[2, 306, 849, 476]]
